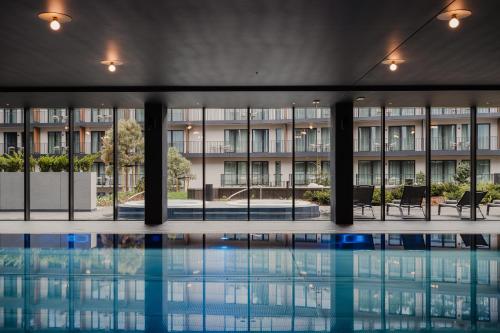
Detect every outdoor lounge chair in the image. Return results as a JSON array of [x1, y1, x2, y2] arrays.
[[386, 185, 426, 218], [437, 191, 487, 219], [486, 199, 500, 215], [353, 185, 375, 219]]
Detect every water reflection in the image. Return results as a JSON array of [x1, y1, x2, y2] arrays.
[[0, 233, 499, 332]]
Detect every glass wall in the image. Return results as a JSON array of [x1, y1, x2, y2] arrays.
[[166, 108, 203, 220], [117, 109, 144, 220], [74, 108, 114, 220], [0, 108, 24, 220], [250, 108, 292, 220], [385, 107, 426, 220], [431, 107, 470, 220], [30, 108, 69, 220], [294, 107, 331, 220], [205, 108, 248, 220], [353, 107, 382, 220]]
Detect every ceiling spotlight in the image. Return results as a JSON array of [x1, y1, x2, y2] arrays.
[[382, 59, 405, 72], [187, 125, 192, 130], [312, 99, 320, 105], [437, 9, 472, 29], [38, 12, 72, 31], [101, 60, 123, 73], [355, 96, 366, 102]]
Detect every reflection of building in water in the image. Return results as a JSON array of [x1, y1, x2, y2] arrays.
[[0, 233, 499, 331], [0, 234, 146, 331], [353, 234, 500, 331]]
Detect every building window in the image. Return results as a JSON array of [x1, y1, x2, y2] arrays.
[[48, 131, 63, 154], [251, 161, 269, 185], [431, 160, 456, 183], [167, 130, 184, 153], [294, 161, 320, 185], [224, 129, 247, 153], [431, 125, 457, 150], [357, 160, 381, 185], [90, 131, 105, 154], [223, 161, 247, 186], [295, 128, 317, 152], [252, 129, 269, 153], [388, 126, 415, 151], [388, 160, 415, 185], [358, 126, 380, 152]]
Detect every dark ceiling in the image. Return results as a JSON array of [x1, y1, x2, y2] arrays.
[[0, 0, 499, 107]]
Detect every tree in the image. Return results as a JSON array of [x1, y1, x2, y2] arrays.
[[168, 147, 194, 192], [101, 119, 144, 192], [454, 161, 470, 184]]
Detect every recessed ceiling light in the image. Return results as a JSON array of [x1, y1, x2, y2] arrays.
[[38, 12, 72, 31], [355, 96, 366, 102], [312, 99, 320, 105], [437, 9, 472, 29], [101, 60, 123, 72], [382, 59, 405, 72]]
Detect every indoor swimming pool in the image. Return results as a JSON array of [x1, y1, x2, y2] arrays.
[[0, 233, 498, 332]]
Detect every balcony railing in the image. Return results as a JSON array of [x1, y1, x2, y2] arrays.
[[168, 107, 330, 122], [355, 174, 416, 186], [30, 142, 102, 155], [290, 173, 329, 186], [354, 139, 424, 152], [220, 174, 278, 187], [169, 140, 328, 154]]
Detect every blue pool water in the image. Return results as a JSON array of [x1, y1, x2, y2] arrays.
[[0, 233, 499, 332]]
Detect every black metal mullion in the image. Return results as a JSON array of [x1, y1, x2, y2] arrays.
[[425, 106, 431, 220], [292, 106, 295, 220], [471, 106, 477, 220], [23, 107, 30, 220], [202, 107, 206, 220], [381, 107, 386, 221], [68, 107, 74, 220], [113, 107, 118, 220], [247, 107, 251, 221]]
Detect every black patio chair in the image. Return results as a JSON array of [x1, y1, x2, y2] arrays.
[[438, 191, 487, 219], [353, 185, 375, 219], [486, 199, 500, 215], [386, 185, 426, 218]]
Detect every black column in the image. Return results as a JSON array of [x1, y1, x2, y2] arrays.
[[470, 106, 477, 220], [380, 107, 386, 220], [144, 102, 167, 225], [23, 107, 30, 220], [425, 106, 432, 220], [68, 107, 74, 220], [333, 102, 354, 224], [113, 107, 119, 220]]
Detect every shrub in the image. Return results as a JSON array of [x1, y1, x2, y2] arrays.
[[51, 155, 69, 172], [37, 155, 53, 172], [75, 154, 98, 172], [304, 189, 330, 205], [3, 152, 23, 172], [372, 188, 381, 205]]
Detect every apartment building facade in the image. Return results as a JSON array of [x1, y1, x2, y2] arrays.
[[166, 107, 331, 191], [0, 108, 144, 192], [353, 107, 500, 187]]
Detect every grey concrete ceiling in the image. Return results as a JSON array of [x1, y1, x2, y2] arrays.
[[0, 0, 499, 107]]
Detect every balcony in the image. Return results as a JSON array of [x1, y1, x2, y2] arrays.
[[168, 108, 330, 124], [354, 138, 425, 156], [355, 173, 416, 186], [290, 173, 329, 186], [30, 142, 102, 155], [221, 174, 286, 187], [169, 140, 329, 156]]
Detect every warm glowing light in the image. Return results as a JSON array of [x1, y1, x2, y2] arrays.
[[449, 15, 460, 28], [50, 17, 60, 30], [108, 63, 116, 72], [187, 125, 192, 130], [389, 62, 398, 71]]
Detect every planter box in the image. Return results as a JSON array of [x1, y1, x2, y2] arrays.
[[0, 172, 96, 211]]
